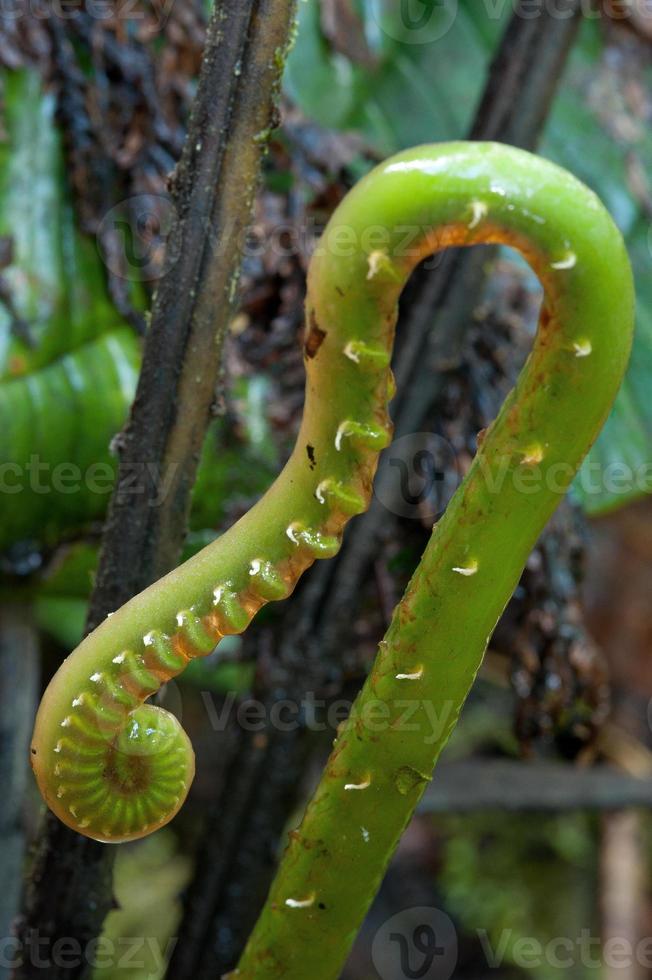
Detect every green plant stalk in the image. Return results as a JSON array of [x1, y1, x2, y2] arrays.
[[0, 329, 140, 551], [31, 146, 633, 877], [235, 142, 633, 976]]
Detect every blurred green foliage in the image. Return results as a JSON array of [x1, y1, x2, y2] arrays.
[[438, 810, 600, 979], [0, 71, 121, 379], [92, 832, 191, 980], [0, 329, 141, 552]]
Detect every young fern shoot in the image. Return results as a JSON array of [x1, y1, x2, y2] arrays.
[[31, 144, 633, 966], [231, 145, 634, 977]]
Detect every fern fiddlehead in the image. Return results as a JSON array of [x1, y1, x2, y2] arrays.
[[31, 140, 633, 917]]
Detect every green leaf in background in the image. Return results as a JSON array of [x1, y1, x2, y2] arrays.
[[0, 70, 123, 379], [287, 3, 652, 515], [30, 541, 97, 648], [92, 832, 191, 980], [0, 68, 280, 561], [285, 0, 360, 129], [34, 596, 88, 652], [286, 0, 501, 149], [0, 328, 140, 553], [0, 67, 141, 556]]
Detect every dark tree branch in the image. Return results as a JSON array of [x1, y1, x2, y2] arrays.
[[14, 2, 297, 977], [86, 0, 296, 625], [169, 4, 585, 977], [469, 0, 584, 147]]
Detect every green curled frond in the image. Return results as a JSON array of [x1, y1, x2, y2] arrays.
[[31, 141, 633, 920]]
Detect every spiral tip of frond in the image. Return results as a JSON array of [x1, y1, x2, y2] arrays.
[[33, 705, 194, 843]]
